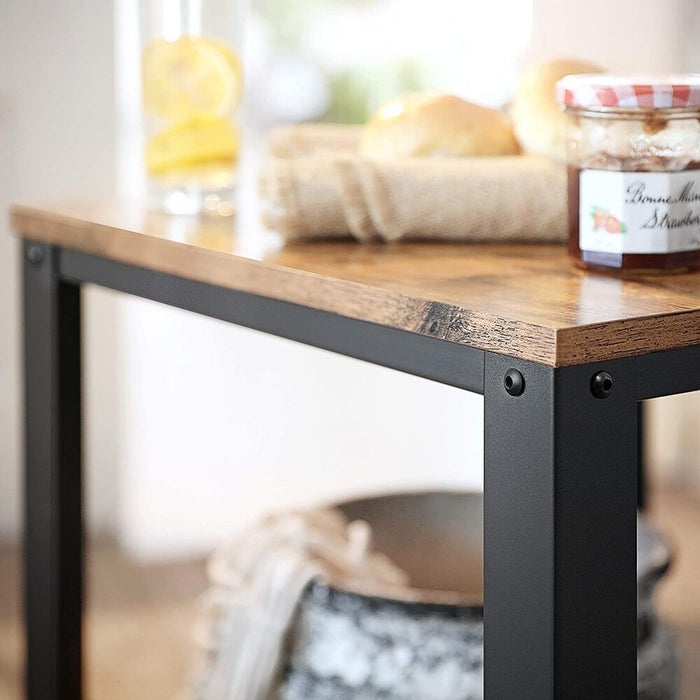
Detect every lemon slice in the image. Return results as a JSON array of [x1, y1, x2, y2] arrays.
[[146, 115, 239, 175], [143, 37, 242, 119]]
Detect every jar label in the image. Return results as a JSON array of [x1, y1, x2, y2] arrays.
[[579, 169, 700, 254]]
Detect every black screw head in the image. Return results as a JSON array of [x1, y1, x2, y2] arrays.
[[591, 371, 614, 399], [26, 245, 44, 265], [504, 368, 525, 396]]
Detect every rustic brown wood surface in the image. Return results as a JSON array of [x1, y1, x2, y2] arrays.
[[11, 200, 700, 366]]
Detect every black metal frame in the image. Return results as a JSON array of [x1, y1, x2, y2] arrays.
[[484, 355, 638, 698], [22, 240, 700, 699], [23, 246, 82, 699]]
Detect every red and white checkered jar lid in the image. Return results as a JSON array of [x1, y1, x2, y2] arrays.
[[555, 74, 700, 109]]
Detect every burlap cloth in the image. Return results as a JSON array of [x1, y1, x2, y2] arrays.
[[259, 124, 567, 242]]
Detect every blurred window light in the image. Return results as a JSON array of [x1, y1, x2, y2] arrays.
[[252, 0, 532, 124]]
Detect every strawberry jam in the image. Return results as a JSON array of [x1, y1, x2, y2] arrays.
[[556, 74, 700, 274], [568, 162, 700, 273]]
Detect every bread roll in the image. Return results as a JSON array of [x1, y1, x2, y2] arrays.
[[360, 92, 519, 158], [511, 58, 604, 161]]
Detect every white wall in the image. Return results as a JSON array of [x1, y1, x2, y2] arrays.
[[0, 0, 120, 539], [529, 0, 686, 71], [117, 301, 484, 558]]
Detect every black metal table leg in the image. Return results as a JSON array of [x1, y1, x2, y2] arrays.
[[23, 242, 83, 700], [483, 353, 638, 699]]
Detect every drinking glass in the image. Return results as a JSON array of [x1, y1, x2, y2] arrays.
[[140, 0, 246, 215]]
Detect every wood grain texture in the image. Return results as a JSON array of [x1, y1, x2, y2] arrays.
[[11, 200, 700, 366]]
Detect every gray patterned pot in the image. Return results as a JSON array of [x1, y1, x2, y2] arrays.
[[276, 492, 676, 700]]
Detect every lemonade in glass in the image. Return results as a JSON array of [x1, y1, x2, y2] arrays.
[[141, 0, 245, 215]]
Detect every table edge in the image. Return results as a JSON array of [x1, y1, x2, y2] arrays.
[[13, 203, 700, 368]]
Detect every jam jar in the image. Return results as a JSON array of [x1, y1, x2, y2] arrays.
[[556, 74, 700, 273]]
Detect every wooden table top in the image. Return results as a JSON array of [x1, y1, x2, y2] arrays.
[[11, 200, 700, 367]]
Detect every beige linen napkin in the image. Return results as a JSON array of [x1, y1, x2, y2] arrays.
[[259, 124, 567, 242]]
